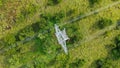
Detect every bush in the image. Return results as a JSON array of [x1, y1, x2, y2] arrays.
[[116, 20, 120, 30], [69, 59, 85, 68], [94, 59, 107, 68], [89, 0, 102, 6], [66, 9, 75, 16], [96, 18, 113, 29], [34, 38, 46, 55], [0, 0, 7, 7], [47, 0, 62, 6], [3, 34, 16, 45], [111, 0, 119, 1], [91, 58, 113, 68], [16, 3, 38, 23], [111, 35, 120, 59], [39, 12, 65, 32], [32, 22, 40, 32], [40, 12, 65, 24], [0, 0, 3, 7], [21, 4, 37, 17], [115, 34, 120, 45], [18, 26, 35, 41], [67, 24, 83, 44], [56, 54, 69, 68], [111, 48, 120, 59]]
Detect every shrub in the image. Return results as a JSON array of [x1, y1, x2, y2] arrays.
[[18, 26, 35, 41], [3, 34, 16, 45], [69, 59, 85, 68], [56, 53, 69, 68], [111, 35, 120, 59], [111, 48, 120, 59], [94, 59, 113, 68], [95, 59, 104, 68], [21, 4, 37, 17], [0, 0, 3, 7], [16, 3, 38, 23], [96, 18, 113, 29], [89, 0, 102, 6], [66, 9, 75, 16], [34, 38, 46, 55], [32, 22, 40, 32], [0, 0, 7, 7], [47, 0, 62, 6], [116, 20, 120, 30], [41, 12, 65, 23], [115, 34, 120, 45], [111, 0, 119, 1], [67, 24, 83, 44]]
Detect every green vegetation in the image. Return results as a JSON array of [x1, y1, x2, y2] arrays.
[[3, 34, 16, 45], [69, 59, 85, 68], [40, 11, 65, 25], [89, 0, 102, 6], [96, 18, 113, 29], [0, 0, 3, 7], [92, 58, 114, 68], [0, 0, 120, 68], [111, 35, 120, 59], [47, 0, 63, 6]]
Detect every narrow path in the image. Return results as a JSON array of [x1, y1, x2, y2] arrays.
[[77, 23, 117, 46], [0, 1, 120, 54], [59, 1, 120, 26]]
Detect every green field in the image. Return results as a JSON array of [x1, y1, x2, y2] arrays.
[[0, 0, 120, 68]]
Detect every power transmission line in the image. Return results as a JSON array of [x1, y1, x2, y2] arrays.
[[0, 1, 120, 54], [59, 1, 120, 26]]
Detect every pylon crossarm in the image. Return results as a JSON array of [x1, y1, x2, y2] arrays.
[[55, 24, 69, 54]]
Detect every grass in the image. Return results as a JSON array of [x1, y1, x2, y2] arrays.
[[0, 0, 46, 39], [0, 0, 120, 68]]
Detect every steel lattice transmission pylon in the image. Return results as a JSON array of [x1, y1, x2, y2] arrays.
[[55, 24, 69, 54]]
